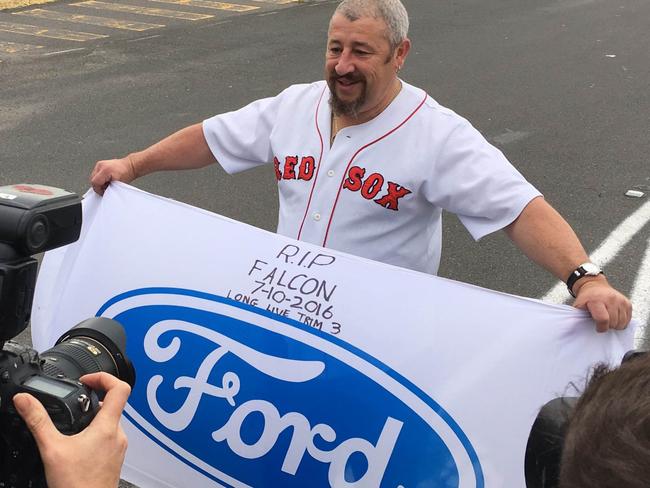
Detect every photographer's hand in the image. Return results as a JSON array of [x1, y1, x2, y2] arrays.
[[13, 372, 131, 488]]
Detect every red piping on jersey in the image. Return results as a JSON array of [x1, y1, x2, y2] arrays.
[[322, 90, 428, 247], [296, 85, 327, 240]]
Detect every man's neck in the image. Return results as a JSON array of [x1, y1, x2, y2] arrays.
[[337, 78, 402, 128]]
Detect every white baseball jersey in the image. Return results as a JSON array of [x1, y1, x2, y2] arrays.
[[203, 80, 541, 275]]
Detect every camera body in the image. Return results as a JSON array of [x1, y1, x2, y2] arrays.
[[0, 341, 99, 486], [0, 184, 134, 488]]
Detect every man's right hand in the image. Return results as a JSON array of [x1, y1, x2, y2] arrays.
[[91, 156, 138, 195]]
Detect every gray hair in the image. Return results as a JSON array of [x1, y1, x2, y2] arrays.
[[334, 0, 409, 50]]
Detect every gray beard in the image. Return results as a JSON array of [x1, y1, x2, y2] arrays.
[[328, 83, 367, 119]]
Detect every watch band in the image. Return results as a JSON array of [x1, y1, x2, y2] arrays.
[[566, 263, 604, 298]]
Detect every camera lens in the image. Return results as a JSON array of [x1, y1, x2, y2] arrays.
[[40, 317, 135, 388], [25, 214, 49, 253]]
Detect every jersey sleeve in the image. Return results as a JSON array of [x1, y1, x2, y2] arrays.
[[202, 93, 282, 175], [426, 115, 542, 240]]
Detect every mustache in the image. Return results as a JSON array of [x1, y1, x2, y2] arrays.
[[330, 72, 364, 83]]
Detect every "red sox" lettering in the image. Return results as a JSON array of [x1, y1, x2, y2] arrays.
[[343, 166, 411, 211], [274, 156, 315, 181], [274, 156, 411, 212]]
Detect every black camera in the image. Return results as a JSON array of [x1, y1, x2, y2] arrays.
[[524, 349, 648, 488], [0, 184, 135, 488]]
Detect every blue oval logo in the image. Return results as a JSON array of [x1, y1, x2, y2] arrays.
[[98, 288, 484, 487]]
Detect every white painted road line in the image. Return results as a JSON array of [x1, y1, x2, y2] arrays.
[[42, 47, 86, 55], [541, 200, 650, 304], [632, 237, 650, 346], [127, 34, 162, 42]]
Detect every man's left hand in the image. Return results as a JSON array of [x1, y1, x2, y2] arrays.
[[572, 277, 632, 332]]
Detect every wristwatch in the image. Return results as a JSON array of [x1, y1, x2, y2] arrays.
[[566, 262, 604, 297]]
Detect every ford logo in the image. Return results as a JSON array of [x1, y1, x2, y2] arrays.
[[98, 288, 484, 487]]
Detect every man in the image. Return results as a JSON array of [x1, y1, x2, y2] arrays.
[[91, 0, 631, 331], [13, 372, 130, 488], [559, 351, 650, 487]]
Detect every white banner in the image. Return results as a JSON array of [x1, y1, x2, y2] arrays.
[[32, 183, 634, 488]]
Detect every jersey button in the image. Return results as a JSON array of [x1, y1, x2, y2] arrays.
[[313, 212, 321, 221], [327, 170, 335, 177]]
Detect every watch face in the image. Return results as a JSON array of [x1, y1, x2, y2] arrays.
[[581, 263, 602, 275]]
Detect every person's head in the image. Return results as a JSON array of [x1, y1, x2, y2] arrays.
[[560, 352, 650, 488], [326, 0, 411, 120]]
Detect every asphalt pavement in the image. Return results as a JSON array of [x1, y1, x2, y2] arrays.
[[1, 0, 648, 485], [2, 0, 648, 307]]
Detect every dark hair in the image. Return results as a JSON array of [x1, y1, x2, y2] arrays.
[[560, 353, 650, 488]]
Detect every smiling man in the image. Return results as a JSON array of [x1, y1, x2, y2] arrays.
[[326, 4, 408, 123], [90, 0, 631, 331]]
